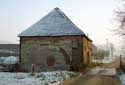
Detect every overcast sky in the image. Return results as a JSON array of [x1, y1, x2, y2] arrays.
[[0, 0, 121, 47]]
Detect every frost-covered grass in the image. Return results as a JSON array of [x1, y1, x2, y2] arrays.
[[0, 71, 76, 85]]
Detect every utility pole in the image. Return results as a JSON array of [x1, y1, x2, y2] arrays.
[[106, 38, 109, 58], [106, 38, 109, 51], [110, 43, 114, 59], [120, 55, 123, 71], [106, 38, 110, 59]]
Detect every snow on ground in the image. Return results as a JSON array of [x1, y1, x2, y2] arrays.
[[0, 71, 76, 85], [0, 56, 18, 64], [119, 74, 125, 85], [89, 67, 116, 76]]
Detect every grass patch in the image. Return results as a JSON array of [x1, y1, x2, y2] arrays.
[[87, 62, 103, 68]]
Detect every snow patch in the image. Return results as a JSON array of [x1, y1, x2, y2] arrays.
[[0, 71, 76, 85]]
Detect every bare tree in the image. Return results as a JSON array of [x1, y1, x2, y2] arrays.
[[93, 45, 110, 60], [115, 0, 125, 35], [115, 0, 125, 57]]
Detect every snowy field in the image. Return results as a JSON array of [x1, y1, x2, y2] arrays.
[[0, 56, 18, 64], [0, 71, 76, 85]]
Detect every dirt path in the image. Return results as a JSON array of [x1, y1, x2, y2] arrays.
[[102, 60, 120, 68], [71, 75, 120, 85], [61, 60, 121, 85], [61, 74, 121, 85]]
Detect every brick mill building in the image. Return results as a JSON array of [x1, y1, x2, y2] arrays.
[[18, 7, 92, 72]]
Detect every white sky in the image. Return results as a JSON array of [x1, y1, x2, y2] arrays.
[[0, 0, 122, 48]]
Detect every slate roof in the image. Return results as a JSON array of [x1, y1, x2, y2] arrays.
[[18, 7, 84, 37]]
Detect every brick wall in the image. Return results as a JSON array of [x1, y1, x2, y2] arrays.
[[20, 36, 83, 72]]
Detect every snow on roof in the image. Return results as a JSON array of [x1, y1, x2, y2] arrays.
[[18, 7, 84, 37]]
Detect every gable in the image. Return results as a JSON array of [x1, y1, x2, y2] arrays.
[[18, 7, 84, 37]]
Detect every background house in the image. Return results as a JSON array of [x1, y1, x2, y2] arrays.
[[18, 7, 92, 72], [0, 44, 19, 57]]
